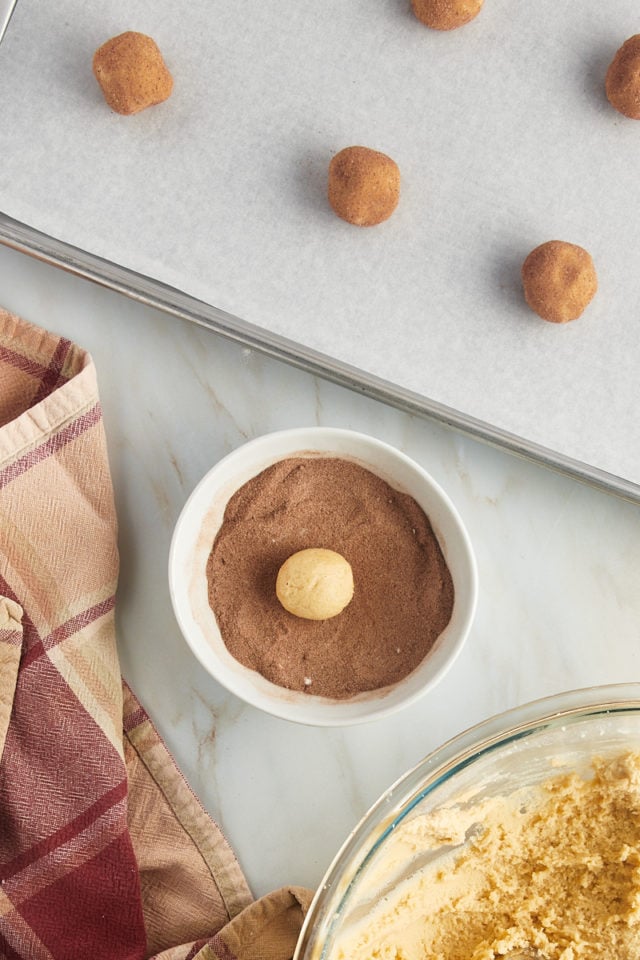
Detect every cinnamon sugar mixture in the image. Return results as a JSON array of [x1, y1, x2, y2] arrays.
[[206, 457, 454, 699]]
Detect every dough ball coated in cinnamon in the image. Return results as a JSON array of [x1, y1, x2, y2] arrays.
[[411, 0, 484, 31], [521, 241, 597, 324], [328, 146, 400, 226], [93, 31, 173, 116], [605, 35, 640, 120], [276, 548, 354, 621]]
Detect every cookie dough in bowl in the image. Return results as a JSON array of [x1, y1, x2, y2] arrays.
[[168, 427, 477, 726], [295, 684, 640, 959], [275, 548, 354, 621]]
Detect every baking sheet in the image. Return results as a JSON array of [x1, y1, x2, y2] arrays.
[[0, 0, 16, 42], [0, 1, 639, 492]]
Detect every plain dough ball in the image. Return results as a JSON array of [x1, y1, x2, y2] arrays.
[[521, 241, 598, 324], [411, 0, 484, 31], [93, 31, 173, 115], [328, 146, 400, 226], [605, 35, 640, 120], [276, 548, 354, 620]]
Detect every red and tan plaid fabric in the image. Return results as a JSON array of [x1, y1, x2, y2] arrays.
[[0, 310, 313, 960]]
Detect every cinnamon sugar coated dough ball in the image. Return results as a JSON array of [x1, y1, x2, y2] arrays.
[[411, 0, 484, 31], [521, 241, 598, 324], [606, 35, 640, 119], [276, 548, 354, 621], [93, 31, 173, 116], [328, 146, 400, 226]]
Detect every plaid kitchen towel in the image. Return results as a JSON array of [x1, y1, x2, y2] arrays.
[[0, 309, 313, 959]]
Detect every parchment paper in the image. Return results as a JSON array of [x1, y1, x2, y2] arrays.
[[0, 1, 638, 485]]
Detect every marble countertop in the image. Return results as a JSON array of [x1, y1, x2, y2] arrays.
[[1, 242, 639, 900]]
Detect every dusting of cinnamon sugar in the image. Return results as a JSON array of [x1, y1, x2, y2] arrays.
[[93, 31, 173, 116], [206, 457, 454, 699], [606, 35, 640, 120], [411, 0, 484, 31], [521, 240, 597, 323], [328, 146, 400, 227]]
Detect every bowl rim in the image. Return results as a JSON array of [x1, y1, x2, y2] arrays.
[[168, 426, 478, 726], [294, 681, 640, 958]]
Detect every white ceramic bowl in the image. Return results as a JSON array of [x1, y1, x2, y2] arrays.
[[168, 427, 477, 725]]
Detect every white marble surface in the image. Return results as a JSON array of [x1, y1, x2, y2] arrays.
[[1, 242, 640, 900]]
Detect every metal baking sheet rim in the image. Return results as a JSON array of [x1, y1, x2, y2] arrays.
[[0, 212, 636, 506]]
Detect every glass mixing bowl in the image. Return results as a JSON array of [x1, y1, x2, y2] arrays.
[[295, 683, 640, 959]]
